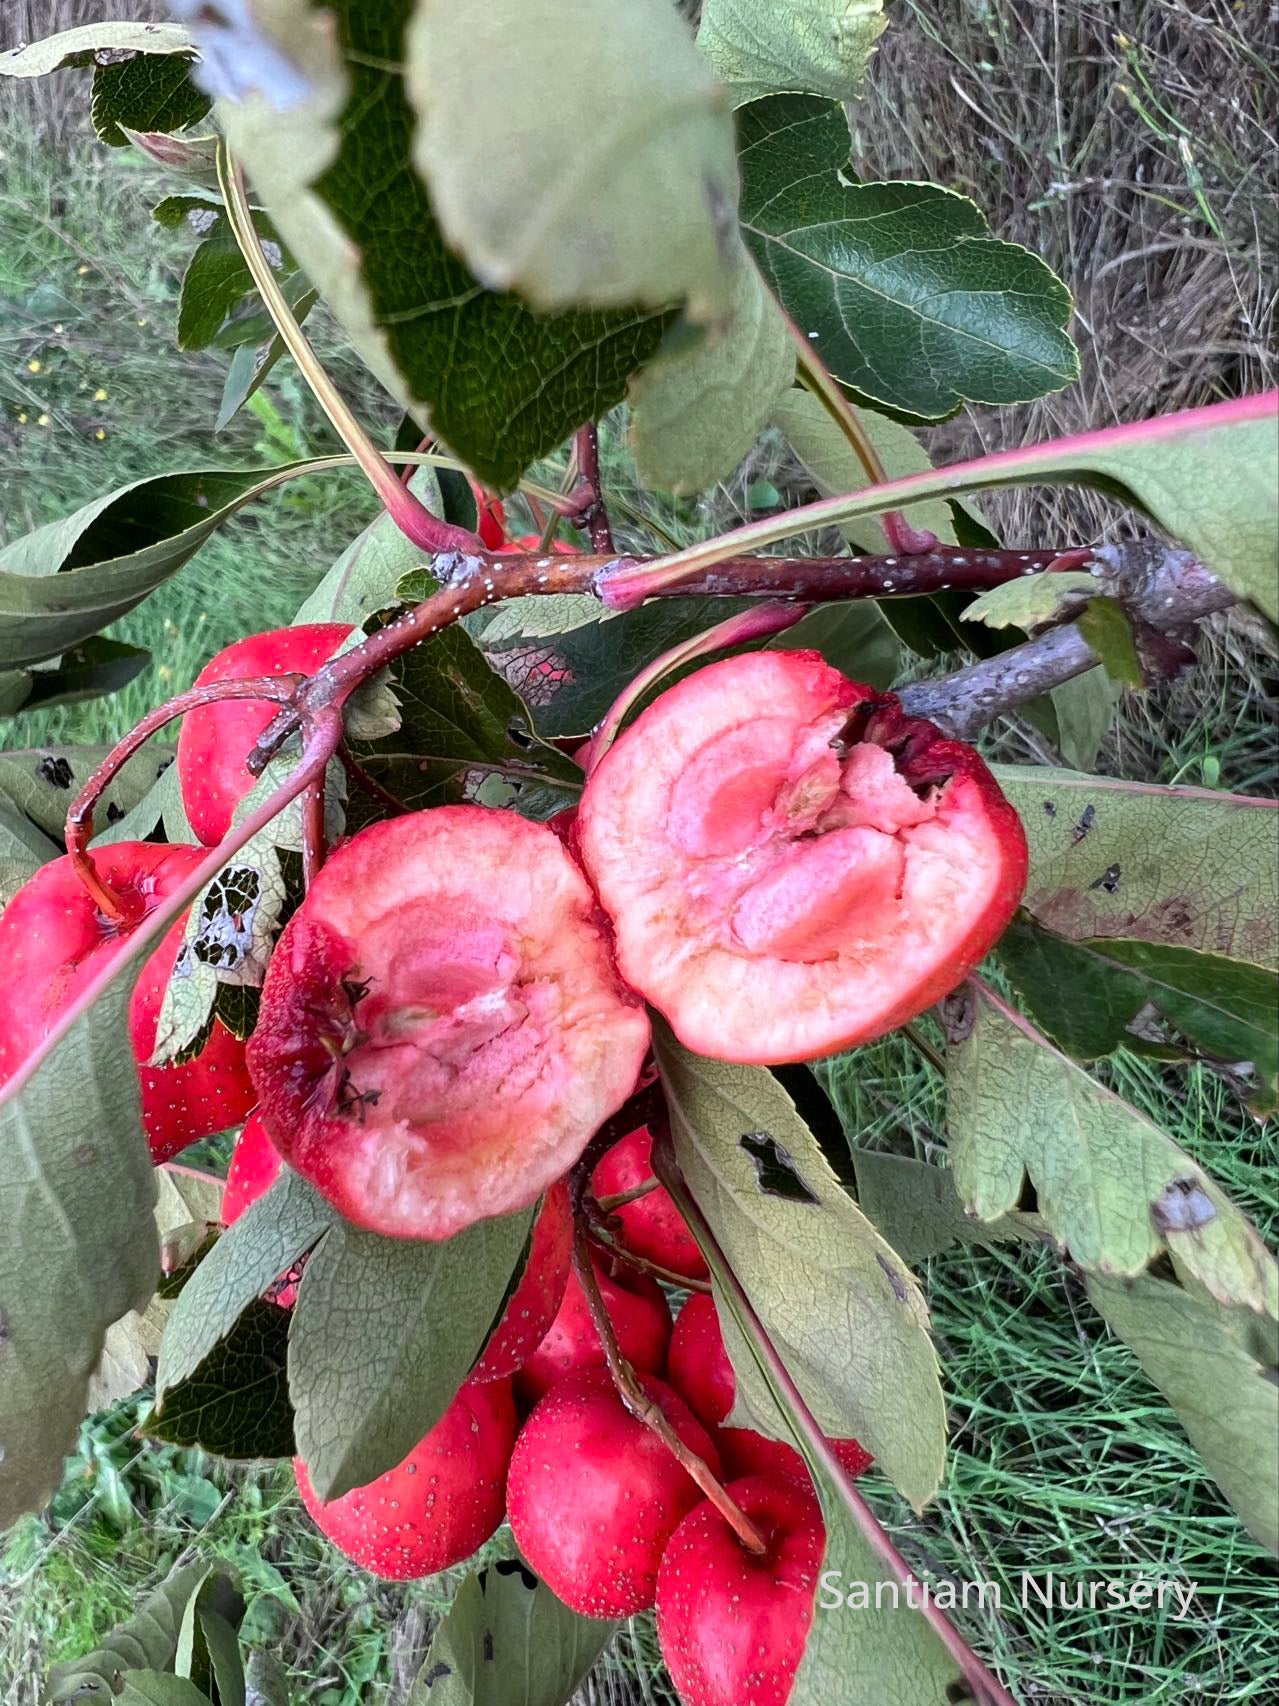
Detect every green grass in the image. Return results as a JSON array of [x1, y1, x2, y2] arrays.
[[3, 26, 1278, 1706]]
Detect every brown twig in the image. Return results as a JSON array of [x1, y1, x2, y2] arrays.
[[578, 1207, 714, 1294], [650, 1128, 1019, 1706], [336, 744, 411, 816], [570, 1225, 766, 1553], [569, 421, 615, 551], [594, 1179, 661, 1213]]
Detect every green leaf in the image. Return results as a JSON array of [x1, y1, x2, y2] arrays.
[[0, 742, 173, 839], [772, 387, 961, 554], [355, 612, 582, 816], [292, 470, 439, 626], [0, 803, 56, 909], [0, 459, 342, 668], [156, 1168, 336, 1399], [0, 23, 192, 79], [208, 0, 667, 489], [146, 1297, 294, 1459], [94, 756, 195, 850], [406, 0, 740, 325], [962, 570, 1099, 631], [698, 0, 887, 105], [656, 1025, 946, 1510], [87, 1299, 172, 1413], [0, 638, 152, 720], [739, 95, 1077, 418], [1086, 1271, 1279, 1554], [852, 1149, 1030, 1264], [996, 912, 1278, 1113], [945, 980, 1278, 1316], [91, 51, 211, 146], [995, 765, 1279, 972], [193, 1606, 246, 1706], [0, 966, 159, 1526], [46, 1561, 231, 1702], [117, 1674, 216, 1706], [178, 237, 256, 351], [1076, 596, 1146, 688], [289, 1207, 534, 1501], [244, 1653, 290, 1706], [771, 601, 899, 688], [216, 289, 319, 431], [409, 1564, 616, 1706], [1030, 667, 1121, 773], [628, 262, 794, 493]]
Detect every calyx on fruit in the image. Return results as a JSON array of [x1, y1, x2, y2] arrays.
[[514, 1247, 672, 1404], [656, 1473, 824, 1706], [177, 622, 353, 845], [246, 805, 650, 1239], [507, 1368, 720, 1618], [469, 1181, 573, 1383], [295, 1379, 517, 1580], [591, 1123, 708, 1282], [668, 1294, 872, 1483], [0, 843, 256, 1163], [578, 651, 1028, 1063]]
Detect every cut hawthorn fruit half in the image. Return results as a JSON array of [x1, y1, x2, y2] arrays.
[[578, 651, 1029, 1063], [246, 806, 650, 1239], [0, 843, 256, 1162], [177, 622, 353, 845]]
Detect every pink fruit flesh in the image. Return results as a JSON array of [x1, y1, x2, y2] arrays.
[[514, 1251, 672, 1404], [668, 1294, 872, 1483], [656, 1474, 824, 1706], [577, 652, 1029, 1063], [177, 623, 353, 846], [470, 1181, 573, 1382], [507, 1369, 720, 1618], [0, 843, 255, 1163], [246, 806, 650, 1240], [591, 1125, 708, 1282], [295, 1379, 517, 1580]]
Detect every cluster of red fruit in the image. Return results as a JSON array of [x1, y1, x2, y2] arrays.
[[0, 606, 1027, 1706], [225, 1112, 869, 1705]]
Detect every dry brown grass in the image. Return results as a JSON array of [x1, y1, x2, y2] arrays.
[[852, 0, 1278, 544]]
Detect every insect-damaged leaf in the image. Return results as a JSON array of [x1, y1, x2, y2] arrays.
[[408, 1563, 615, 1706], [655, 1024, 946, 1509], [945, 980, 1278, 1317]]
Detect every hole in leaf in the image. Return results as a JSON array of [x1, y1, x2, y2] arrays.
[[1152, 1176, 1217, 1233], [740, 1132, 819, 1204], [493, 1558, 538, 1591]]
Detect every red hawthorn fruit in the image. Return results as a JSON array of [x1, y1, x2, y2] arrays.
[[246, 806, 650, 1240], [591, 1125, 709, 1282], [470, 483, 509, 549], [514, 1250, 672, 1405], [177, 622, 353, 845], [0, 843, 256, 1163], [469, 1181, 573, 1383], [222, 1113, 303, 1307], [668, 1294, 872, 1483], [295, 1379, 517, 1580], [656, 1474, 824, 1706], [507, 1369, 720, 1617], [577, 652, 1028, 1063], [496, 532, 580, 555], [222, 1111, 282, 1224]]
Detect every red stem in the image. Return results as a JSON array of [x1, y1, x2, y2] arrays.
[[301, 780, 326, 886], [571, 422, 615, 551], [64, 673, 304, 919]]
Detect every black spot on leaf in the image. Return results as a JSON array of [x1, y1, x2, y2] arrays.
[[1152, 1177, 1217, 1233], [941, 987, 976, 1046], [493, 1558, 538, 1591], [1089, 863, 1122, 894], [1042, 800, 1057, 818], [420, 1661, 452, 1687], [482, 1631, 494, 1662], [740, 1132, 819, 1204], [37, 754, 74, 789], [1070, 803, 1096, 843]]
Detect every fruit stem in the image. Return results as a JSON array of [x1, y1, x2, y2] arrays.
[[593, 1179, 661, 1212], [215, 142, 480, 558], [569, 421, 615, 551], [301, 778, 327, 887], [786, 309, 935, 557], [570, 1226, 768, 1556], [64, 674, 304, 914], [579, 1205, 714, 1295], [650, 1127, 1021, 1706], [336, 744, 410, 816], [582, 599, 809, 774]]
